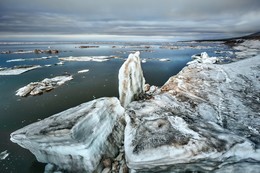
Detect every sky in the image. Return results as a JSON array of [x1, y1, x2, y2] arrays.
[[0, 0, 260, 41]]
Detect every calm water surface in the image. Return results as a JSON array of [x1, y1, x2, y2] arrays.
[[0, 41, 232, 173]]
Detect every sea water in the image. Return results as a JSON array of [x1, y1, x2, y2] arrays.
[[0, 41, 233, 173]]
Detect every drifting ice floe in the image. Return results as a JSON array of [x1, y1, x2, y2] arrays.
[[159, 58, 170, 62], [0, 150, 9, 160], [6, 56, 52, 63], [59, 56, 116, 62], [78, 69, 89, 73], [16, 75, 73, 97], [0, 65, 41, 75]]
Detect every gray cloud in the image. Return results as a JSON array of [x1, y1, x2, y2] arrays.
[[0, 0, 260, 40]]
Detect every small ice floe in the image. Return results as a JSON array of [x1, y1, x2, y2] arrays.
[[59, 56, 116, 62], [13, 50, 34, 54], [78, 69, 89, 73], [159, 45, 179, 50], [141, 59, 147, 63], [45, 64, 52, 67], [16, 75, 73, 97], [0, 150, 9, 160], [0, 65, 41, 75], [159, 58, 170, 62], [6, 59, 26, 62], [56, 61, 64, 65], [6, 56, 52, 63]]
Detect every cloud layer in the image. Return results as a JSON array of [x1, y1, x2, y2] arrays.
[[0, 0, 260, 40]]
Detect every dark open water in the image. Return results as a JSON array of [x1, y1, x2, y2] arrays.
[[0, 41, 233, 173]]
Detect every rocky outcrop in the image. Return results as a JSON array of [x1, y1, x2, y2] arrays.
[[16, 75, 73, 97], [124, 55, 260, 172], [118, 51, 145, 107], [10, 97, 125, 173]]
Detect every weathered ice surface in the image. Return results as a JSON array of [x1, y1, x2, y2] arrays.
[[11, 97, 125, 173], [0, 65, 41, 75], [190, 52, 219, 64], [16, 75, 73, 97], [118, 51, 145, 107], [125, 55, 260, 172]]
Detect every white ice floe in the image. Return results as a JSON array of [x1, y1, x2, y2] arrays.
[[6, 59, 26, 62], [59, 56, 116, 62], [16, 75, 73, 97], [56, 61, 64, 65], [6, 56, 52, 63], [0, 65, 41, 75], [159, 58, 170, 62], [0, 150, 9, 160], [78, 69, 89, 73], [13, 50, 34, 54]]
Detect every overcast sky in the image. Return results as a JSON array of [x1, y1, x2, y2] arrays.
[[0, 0, 260, 41]]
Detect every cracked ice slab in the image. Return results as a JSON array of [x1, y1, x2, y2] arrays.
[[10, 97, 125, 173]]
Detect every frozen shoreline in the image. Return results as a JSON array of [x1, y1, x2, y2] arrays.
[[9, 39, 260, 173]]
